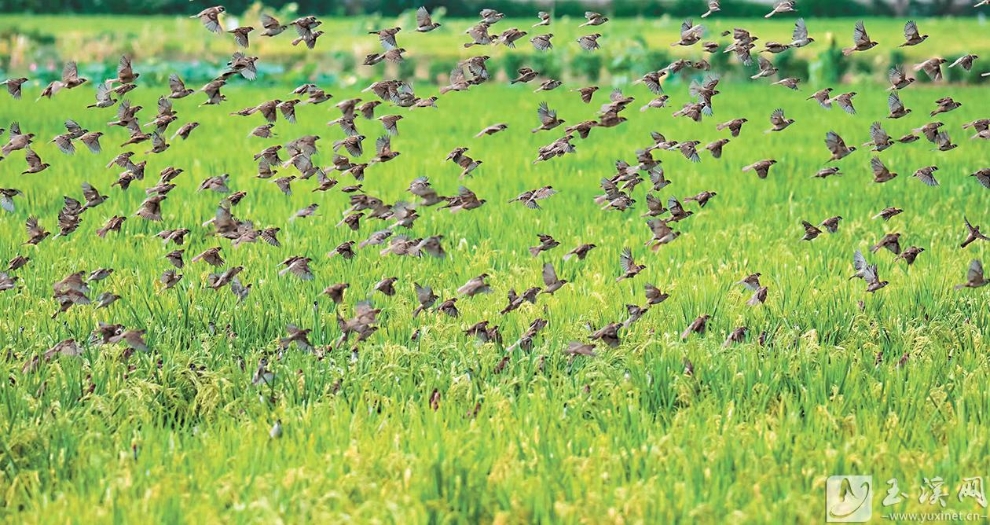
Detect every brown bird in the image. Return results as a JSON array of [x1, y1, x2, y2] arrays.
[[529, 234, 560, 257], [807, 87, 833, 109], [915, 57, 947, 81], [912, 166, 939, 186], [160, 269, 183, 290], [616, 248, 645, 282], [743, 159, 777, 179], [39, 61, 88, 99], [873, 207, 903, 221], [531, 33, 553, 51], [821, 216, 842, 233], [801, 220, 822, 241], [164, 250, 184, 269], [930, 97, 961, 116], [717, 118, 748, 137], [457, 274, 492, 297], [259, 13, 287, 37], [413, 283, 438, 318], [948, 54, 978, 71], [871, 157, 898, 183], [961, 217, 990, 248], [955, 260, 988, 289], [577, 33, 602, 51], [897, 20, 927, 47], [1, 77, 27, 99], [888, 65, 915, 90], [871, 232, 902, 255], [723, 327, 749, 347], [532, 102, 564, 132], [672, 19, 703, 47], [374, 277, 398, 296], [843, 20, 878, 55], [737, 273, 762, 291], [751, 56, 778, 79], [746, 286, 768, 306], [510, 186, 557, 209], [371, 135, 400, 163], [580, 11, 609, 27], [21, 148, 50, 174], [279, 256, 314, 280], [564, 341, 597, 357], [772, 77, 800, 89], [850, 250, 888, 293], [323, 283, 349, 304], [24, 216, 50, 245], [193, 247, 225, 267], [864, 121, 894, 152], [168, 74, 194, 99], [564, 243, 597, 261], [825, 131, 856, 161], [765, 0, 795, 18], [475, 123, 508, 138], [645, 283, 669, 305], [972, 168, 990, 189], [192, 6, 226, 34], [830, 92, 858, 114], [96, 216, 125, 238], [681, 314, 710, 339], [766, 108, 794, 132], [898, 246, 925, 265], [542, 263, 568, 294], [415, 6, 441, 32], [0, 188, 22, 213], [437, 297, 461, 317]]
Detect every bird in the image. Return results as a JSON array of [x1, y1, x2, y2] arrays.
[[681, 315, 710, 339], [743, 159, 777, 179], [871, 157, 898, 183], [541, 263, 568, 294], [801, 221, 822, 241], [191, 6, 225, 34], [871, 232, 902, 255], [843, 21, 878, 55], [616, 248, 645, 282], [900, 21, 928, 46], [577, 33, 601, 51], [961, 217, 990, 248], [766, 108, 794, 132], [415, 6, 441, 32], [825, 131, 856, 162], [955, 260, 988, 289], [765, 1, 796, 18]]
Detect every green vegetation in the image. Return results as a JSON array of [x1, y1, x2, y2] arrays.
[[1, 14, 989, 525], [1, 15, 988, 85]]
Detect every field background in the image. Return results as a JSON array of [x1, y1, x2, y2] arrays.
[[1, 8, 990, 525]]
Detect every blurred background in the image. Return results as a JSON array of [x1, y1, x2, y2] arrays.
[[0, 0, 983, 17], [0, 1, 986, 88]]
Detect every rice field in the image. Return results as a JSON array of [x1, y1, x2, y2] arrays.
[[1, 12, 989, 524]]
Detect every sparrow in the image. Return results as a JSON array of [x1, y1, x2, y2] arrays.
[[955, 260, 988, 289], [961, 217, 990, 248], [871, 232, 902, 255], [843, 20, 878, 55], [681, 314, 710, 339], [874, 207, 904, 221], [616, 248, 645, 282]]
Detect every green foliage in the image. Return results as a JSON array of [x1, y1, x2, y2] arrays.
[[0, 13, 989, 525]]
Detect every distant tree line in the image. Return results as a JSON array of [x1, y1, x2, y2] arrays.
[[0, 0, 978, 16]]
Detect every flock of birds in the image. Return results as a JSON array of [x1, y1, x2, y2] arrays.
[[1, 1, 990, 427]]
